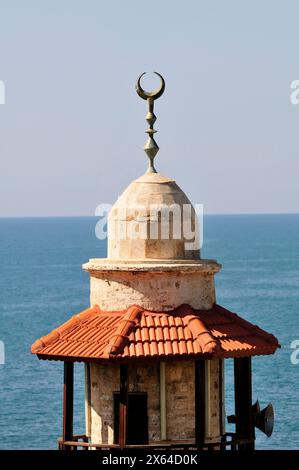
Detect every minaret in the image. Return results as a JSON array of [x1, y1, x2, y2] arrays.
[[83, 73, 223, 444], [32, 73, 279, 451]]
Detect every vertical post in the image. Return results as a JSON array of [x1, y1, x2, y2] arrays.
[[62, 362, 74, 445], [234, 357, 254, 450], [219, 359, 225, 436], [160, 362, 167, 440], [204, 360, 211, 439], [195, 360, 206, 450], [119, 364, 129, 448], [85, 363, 91, 438]]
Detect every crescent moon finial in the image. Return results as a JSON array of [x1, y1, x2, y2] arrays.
[[136, 72, 165, 100], [135, 72, 165, 173]]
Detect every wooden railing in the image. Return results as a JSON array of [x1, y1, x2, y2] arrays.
[[58, 434, 253, 451]]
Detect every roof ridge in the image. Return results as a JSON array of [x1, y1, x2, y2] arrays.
[[104, 305, 144, 357], [31, 305, 100, 354], [179, 304, 220, 354]]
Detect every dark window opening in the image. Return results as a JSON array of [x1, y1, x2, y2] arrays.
[[114, 392, 149, 445]]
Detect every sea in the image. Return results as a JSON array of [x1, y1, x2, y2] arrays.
[[0, 214, 298, 450]]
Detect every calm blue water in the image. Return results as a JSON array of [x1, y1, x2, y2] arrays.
[[0, 215, 298, 449]]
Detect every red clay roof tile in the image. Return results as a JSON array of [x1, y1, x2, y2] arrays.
[[31, 304, 280, 362]]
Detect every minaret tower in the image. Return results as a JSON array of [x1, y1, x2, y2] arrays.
[[83, 72, 222, 445], [32, 73, 279, 450]]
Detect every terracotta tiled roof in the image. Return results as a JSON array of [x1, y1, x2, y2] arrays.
[[31, 304, 280, 362]]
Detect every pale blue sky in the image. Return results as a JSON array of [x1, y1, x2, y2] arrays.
[[0, 0, 298, 216]]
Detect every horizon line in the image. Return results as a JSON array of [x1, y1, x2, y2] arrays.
[[0, 212, 299, 219]]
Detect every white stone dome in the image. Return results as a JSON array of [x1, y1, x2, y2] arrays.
[[108, 171, 200, 260]]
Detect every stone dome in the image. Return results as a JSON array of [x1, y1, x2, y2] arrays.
[[108, 171, 200, 260]]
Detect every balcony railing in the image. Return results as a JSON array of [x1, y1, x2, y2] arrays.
[[58, 433, 254, 451]]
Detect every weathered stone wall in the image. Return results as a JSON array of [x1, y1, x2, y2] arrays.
[[90, 363, 119, 445], [165, 361, 195, 439], [205, 359, 222, 443], [89, 271, 215, 311], [89, 360, 223, 445], [129, 363, 161, 441], [89, 362, 160, 444], [165, 360, 222, 442]]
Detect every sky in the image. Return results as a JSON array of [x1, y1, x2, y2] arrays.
[[0, 0, 298, 216]]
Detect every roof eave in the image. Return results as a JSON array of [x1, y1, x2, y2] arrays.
[[35, 345, 280, 364]]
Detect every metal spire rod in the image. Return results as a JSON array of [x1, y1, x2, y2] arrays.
[[135, 72, 165, 173]]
